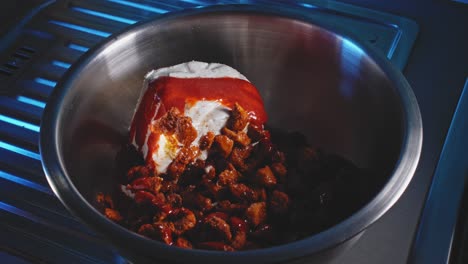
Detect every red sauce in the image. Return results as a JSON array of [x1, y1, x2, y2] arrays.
[[130, 76, 267, 151]]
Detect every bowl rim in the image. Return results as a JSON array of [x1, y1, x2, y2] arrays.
[[40, 4, 423, 263]]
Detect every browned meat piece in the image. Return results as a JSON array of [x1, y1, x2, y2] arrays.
[[151, 192, 168, 208], [193, 159, 206, 169], [175, 237, 193, 249], [159, 180, 179, 193], [229, 146, 253, 172], [227, 103, 249, 132], [137, 223, 156, 237], [222, 127, 251, 147], [242, 138, 273, 172], [269, 190, 290, 215], [104, 208, 122, 222], [204, 165, 216, 180], [134, 190, 157, 205], [175, 115, 197, 147], [128, 176, 163, 193], [246, 202, 267, 227], [177, 161, 206, 186], [127, 165, 153, 180], [153, 210, 168, 222], [247, 123, 269, 142], [151, 177, 165, 193], [201, 178, 225, 200], [151, 222, 174, 245], [153, 107, 180, 133], [153, 108, 197, 146], [272, 150, 286, 163], [96, 193, 116, 209], [211, 135, 234, 158], [229, 216, 248, 249], [255, 166, 277, 188], [137, 223, 173, 245], [236, 132, 251, 147], [250, 223, 275, 242], [197, 195, 214, 212], [250, 138, 273, 166], [191, 209, 204, 223], [199, 132, 215, 150], [181, 189, 213, 212], [133, 190, 167, 210], [198, 242, 235, 251], [270, 162, 287, 181], [230, 231, 247, 249], [217, 167, 240, 186], [229, 217, 248, 233], [216, 200, 233, 212], [168, 208, 197, 235], [96, 193, 105, 204], [176, 146, 200, 167], [229, 183, 258, 203], [216, 200, 248, 214], [167, 146, 200, 180], [205, 211, 229, 221], [211, 157, 230, 176], [166, 193, 182, 207], [204, 215, 232, 241]]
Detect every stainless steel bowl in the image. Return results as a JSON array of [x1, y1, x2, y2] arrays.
[[40, 5, 422, 263]]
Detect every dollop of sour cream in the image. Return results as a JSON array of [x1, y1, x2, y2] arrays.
[[131, 61, 251, 173]]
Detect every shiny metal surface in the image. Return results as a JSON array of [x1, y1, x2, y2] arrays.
[[40, 5, 422, 263]]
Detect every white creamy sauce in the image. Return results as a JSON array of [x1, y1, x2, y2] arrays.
[[152, 134, 182, 174], [186, 100, 231, 161], [144, 61, 248, 82], [185, 101, 231, 140]]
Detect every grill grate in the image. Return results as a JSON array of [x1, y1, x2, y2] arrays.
[[0, 0, 418, 262]]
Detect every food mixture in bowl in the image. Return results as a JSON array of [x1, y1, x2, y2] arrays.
[[97, 61, 373, 251]]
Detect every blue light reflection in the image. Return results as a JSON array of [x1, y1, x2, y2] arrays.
[[34, 77, 56, 87], [72, 7, 137, 24], [0, 201, 42, 222], [16, 96, 46, 108], [49, 20, 111, 38], [68, 43, 89, 52], [387, 29, 402, 59], [106, 0, 168, 13], [298, 2, 318, 9], [0, 114, 40, 132], [52, 60, 71, 69], [180, 0, 205, 5], [0, 140, 41, 160], [339, 38, 364, 99], [0, 170, 52, 195]]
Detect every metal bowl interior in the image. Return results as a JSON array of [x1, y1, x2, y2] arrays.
[[40, 6, 422, 264]]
